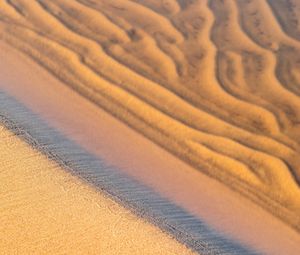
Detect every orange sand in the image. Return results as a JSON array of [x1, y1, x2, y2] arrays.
[[1, 0, 300, 253], [0, 125, 195, 255], [1, 40, 300, 255], [0, 0, 300, 231]]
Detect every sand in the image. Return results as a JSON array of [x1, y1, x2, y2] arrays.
[[1, 34, 300, 255], [0, 123, 196, 255], [0, 0, 300, 254]]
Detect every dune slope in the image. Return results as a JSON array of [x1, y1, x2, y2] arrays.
[[0, 120, 196, 255], [0, 0, 300, 231]]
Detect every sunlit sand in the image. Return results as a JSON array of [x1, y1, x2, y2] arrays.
[[1, 40, 300, 255], [0, 124, 196, 255], [0, 0, 300, 254]]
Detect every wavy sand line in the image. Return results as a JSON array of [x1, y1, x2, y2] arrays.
[[1, 96, 264, 255], [2, 42, 300, 254], [0, 0, 300, 233]]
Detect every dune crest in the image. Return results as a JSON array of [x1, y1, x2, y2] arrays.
[[0, 0, 300, 231]]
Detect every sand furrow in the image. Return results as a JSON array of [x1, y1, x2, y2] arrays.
[[75, 0, 296, 140], [5, 0, 26, 17], [2, 23, 300, 231], [237, 0, 300, 49], [235, 0, 300, 101], [178, 1, 285, 138], [0, 21, 290, 175], [176, 0, 198, 10], [130, 0, 181, 16], [74, 0, 183, 82], [63, 0, 179, 81], [81, 0, 185, 43], [209, 0, 300, 145], [266, 0, 300, 41], [1, 5, 284, 155], [1, 0, 300, 236]]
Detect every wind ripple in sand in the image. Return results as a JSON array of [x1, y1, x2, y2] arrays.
[[0, 0, 300, 231], [0, 117, 198, 255], [0, 92, 262, 255]]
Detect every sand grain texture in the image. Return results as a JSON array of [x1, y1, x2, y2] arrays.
[[0, 123, 196, 255], [0, 0, 300, 240]]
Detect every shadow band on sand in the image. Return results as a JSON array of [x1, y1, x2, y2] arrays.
[[0, 90, 260, 255]]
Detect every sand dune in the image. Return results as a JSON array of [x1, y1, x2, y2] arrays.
[[2, 41, 300, 255], [0, 120, 196, 255], [0, 0, 300, 234]]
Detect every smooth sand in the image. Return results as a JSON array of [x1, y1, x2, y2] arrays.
[[0, 124, 196, 255], [0, 0, 300, 232], [1, 41, 300, 255], [1, 0, 300, 253]]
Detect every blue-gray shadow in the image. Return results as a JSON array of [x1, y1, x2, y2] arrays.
[[0, 90, 261, 255]]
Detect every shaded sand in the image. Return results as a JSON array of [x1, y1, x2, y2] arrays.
[[0, 0, 300, 233], [0, 123, 196, 255], [1, 0, 300, 253], [1, 97, 261, 255], [1, 41, 300, 255]]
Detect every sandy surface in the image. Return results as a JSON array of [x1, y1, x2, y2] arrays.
[[0, 124, 196, 255], [1, 38, 300, 255], [0, 0, 300, 232], [0, 0, 300, 254]]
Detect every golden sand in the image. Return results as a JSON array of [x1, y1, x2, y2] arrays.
[[1, 33, 300, 255], [1, 0, 299, 230], [0, 124, 195, 255], [0, 0, 300, 253]]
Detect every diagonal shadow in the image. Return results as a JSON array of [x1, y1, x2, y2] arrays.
[[0, 90, 261, 255]]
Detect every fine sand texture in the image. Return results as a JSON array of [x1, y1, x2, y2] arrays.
[[1, 0, 300, 233], [1, 0, 300, 240], [0, 122, 196, 255], [2, 42, 300, 255]]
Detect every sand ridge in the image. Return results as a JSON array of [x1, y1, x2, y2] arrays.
[[0, 0, 300, 232], [2, 42, 300, 255]]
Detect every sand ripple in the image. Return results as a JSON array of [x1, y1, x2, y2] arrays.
[[0, 0, 300, 231]]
